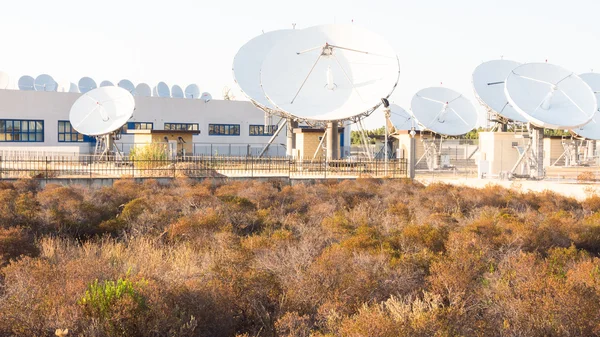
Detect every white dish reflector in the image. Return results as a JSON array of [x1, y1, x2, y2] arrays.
[[260, 24, 400, 121], [411, 87, 478, 136], [472, 59, 526, 123], [388, 104, 417, 131], [505, 63, 596, 129], [69, 86, 135, 136], [573, 72, 600, 139]]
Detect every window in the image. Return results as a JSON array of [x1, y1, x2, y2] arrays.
[[58, 121, 93, 142], [208, 124, 240, 136], [126, 122, 154, 130], [164, 123, 199, 131], [0, 119, 44, 142], [249, 124, 278, 136]]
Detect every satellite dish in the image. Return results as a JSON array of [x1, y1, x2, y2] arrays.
[[69, 83, 79, 93], [171, 85, 184, 98], [388, 104, 418, 131], [201, 92, 212, 102], [100, 80, 114, 87], [233, 29, 296, 110], [136, 83, 151, 97], [78, 77, 97, 94], [118, 79, 136, 94], [260, 24, 400, 121], [18, 75, 35, 91], [0, 71, 9, 89], [34, 74, 57, 91], [411, 87, 478, 136], [69, 86, 135, 136], [156, 82, 170, 97], [505, 63, 596, 129], [472, 59, 527, 123], [573, 72, 600, 139], [185, 84, 200, 99], [56, 79, 71, 92]]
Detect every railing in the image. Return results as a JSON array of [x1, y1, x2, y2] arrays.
[[0, 155, 407, 180]]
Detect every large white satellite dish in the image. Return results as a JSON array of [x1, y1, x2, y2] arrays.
[[136, 83, 151, 97], [505, 63, 596, 129], [185, 84, 200, 99], [69, 86, 135, 136], [34, 74, 57, 91], [233, 29, 295, 111], [100, 80, 114, 87], [411, 87, 478, 136], [260, 24, 400, 121], [69, 83, 79, 93], [156, 82, 170, 97], [573, 72, 600, 139], [118, 79, 136, 94], [472, 59, 527, 123], [78, 77, 97, 94], [0, 71, 9, 89], [201, 92, 212, 102], [18, 75, 35, 91], [388, 104, 418, 131]]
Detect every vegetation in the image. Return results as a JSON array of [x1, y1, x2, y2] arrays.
[[0, 178, 600, 336]]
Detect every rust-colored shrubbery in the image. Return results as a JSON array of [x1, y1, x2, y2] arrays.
[[0, 178, 600, 336]]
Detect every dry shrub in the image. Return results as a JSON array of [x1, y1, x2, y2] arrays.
[[0, 226, 38, 265], [578, 171, 596, 182]]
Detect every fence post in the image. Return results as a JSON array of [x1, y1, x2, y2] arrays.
[[89, 156, 92, 179]]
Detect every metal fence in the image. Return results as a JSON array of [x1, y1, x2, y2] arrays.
[[0, 155, 407, 180]]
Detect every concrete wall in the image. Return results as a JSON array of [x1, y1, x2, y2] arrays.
[[0, 89, 292, 154], [478, 132, 527, 176]]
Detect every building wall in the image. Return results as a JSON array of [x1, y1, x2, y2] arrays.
[[0, 89, 292, 155], [478, 132, 527, 176]]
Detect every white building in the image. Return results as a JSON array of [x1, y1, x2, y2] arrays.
[[0, 89, 351, 157]]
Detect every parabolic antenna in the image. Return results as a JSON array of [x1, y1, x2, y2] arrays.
[[34, 74, 57, 91], [171, 84, 184, 98], [69, 83, 79, 93], [201, 92, 212, 102], [505, 63, 596, 129], [78, 77, 97, 94], [136, 83, 151, 97], [388, 104, 418, 131], [233, 29, 295, 111], [156, 82, 170, 97], [100, 80, 114, 87], [185, 84, 200, 99], [411, 87, 478, 136], [472, 59, 527, 123], [18, 75, 35, 91], [69, 86, 135, 136], [118, 79, 136, 94], [0, 71, 9, 89], [260, 24, 400, 121], [572, 72, 600, 139]]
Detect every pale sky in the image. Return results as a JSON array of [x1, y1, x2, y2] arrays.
[[2, 0, 599, 129]]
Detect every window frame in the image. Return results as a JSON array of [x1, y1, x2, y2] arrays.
[[164, 122, 199, 131], [249, 124, 278, 136], [0, 119, 44, 143], [208, 123, 241, 136], [126, 122, 154, 130]]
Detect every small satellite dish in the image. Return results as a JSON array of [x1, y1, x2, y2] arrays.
[[100, 80, 114, 87], [117, 79, 136, 94], [34, 74, 57, 91], [0, 71, 9, 89], [156, 82, 170, 97], [411, 87, 478, 136], [260, 24, 400, 121], [69, 83, 79, 93], [185, 84, 200, 99], [136, 83, 151, 97], [505, 63, 596, 129], [69, 86, 135, 136], [472, 59, 527, 123], [78, 77, 97, 94], [18, 75, 35, 91], [388, 104, 418, 131], [573, 72, 600, 139], [233, 29, 296, 110], [171, 84, 184, 98], [201, 92, 212, 102], [56, 79, 71, 92]]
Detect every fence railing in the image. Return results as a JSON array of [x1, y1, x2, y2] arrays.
[[0, 155, 407, 180]]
